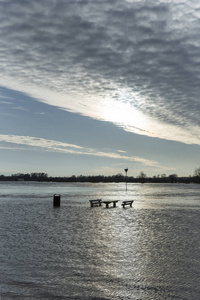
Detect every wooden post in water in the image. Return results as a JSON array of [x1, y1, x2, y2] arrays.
[[53, 194, 61, 207], [124, 168, 128, 191]]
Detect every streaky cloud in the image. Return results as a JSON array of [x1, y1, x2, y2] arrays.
[[0, 134, 158, 166], [0, 134, 83, 149]]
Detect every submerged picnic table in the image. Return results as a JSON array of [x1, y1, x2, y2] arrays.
[[121, 200, 134, 208], [89, 199, 102, 207], [89, 199, 133, 209], [102, 200, 119, 208]]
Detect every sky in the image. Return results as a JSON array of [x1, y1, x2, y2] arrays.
[[0, 0, 200, 177]]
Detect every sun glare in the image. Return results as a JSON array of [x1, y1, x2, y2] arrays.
[[102, 98, 147, 133]]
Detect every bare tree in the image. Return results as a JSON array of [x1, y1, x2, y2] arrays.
[[194, 167, 200, 177]]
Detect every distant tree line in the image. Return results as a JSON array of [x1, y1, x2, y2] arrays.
[[0, 172, 48, 181], [1, 169, 200, 183]]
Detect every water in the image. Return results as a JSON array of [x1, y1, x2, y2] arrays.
[[0, 182, 200, 299]]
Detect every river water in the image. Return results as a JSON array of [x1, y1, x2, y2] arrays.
[[0, 181, 200, 299]]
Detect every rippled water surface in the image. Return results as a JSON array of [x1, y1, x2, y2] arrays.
[[0, 182, 200, 299]]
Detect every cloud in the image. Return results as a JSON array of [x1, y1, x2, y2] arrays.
[[0, 134, 157, 166], [0, 101, 12, 105], [117, 150, 127, 153], [35, 112, 45, 115], [1, 0, 200, 144], [0, 134, 83, 150], [12, 106, 28, 111]]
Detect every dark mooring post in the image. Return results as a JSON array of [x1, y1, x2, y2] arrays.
[[124, 168, 128, 191], [53, 194, 61, 207]]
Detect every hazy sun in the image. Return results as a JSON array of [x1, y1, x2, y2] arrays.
[[101, 98, 147, 134]]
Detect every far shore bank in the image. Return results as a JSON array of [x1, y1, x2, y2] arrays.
[[0, 173, 199, 184]]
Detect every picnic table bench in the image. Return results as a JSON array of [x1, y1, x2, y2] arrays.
[[102, 200, 119, 208], [89, 199, 102, 207], [121, 200, 134, 208]]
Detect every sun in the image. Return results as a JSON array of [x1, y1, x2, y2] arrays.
[[101, 97, 147, 134]]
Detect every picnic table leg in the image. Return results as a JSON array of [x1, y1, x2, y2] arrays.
[[113, 202, 116, 207], [105, 202, 109, 208]]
